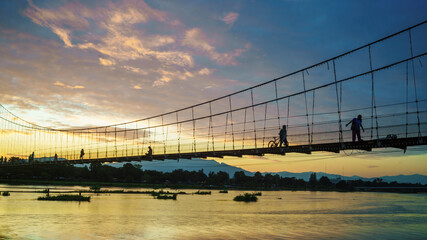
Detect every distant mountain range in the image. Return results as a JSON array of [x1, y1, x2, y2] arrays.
[[100, 158, 427, 185], [264, 171, 427, 185], [105, 159, 254, 177]]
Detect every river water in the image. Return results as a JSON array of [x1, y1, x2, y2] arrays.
[[0, 184, 426, 239]]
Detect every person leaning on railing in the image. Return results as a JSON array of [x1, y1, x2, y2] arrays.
[[346, 115, 364, 142]]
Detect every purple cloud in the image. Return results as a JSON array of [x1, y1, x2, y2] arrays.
[[182, 28, 250, 66], [368, 165, 380, 168], [220, 12, 239, 25]]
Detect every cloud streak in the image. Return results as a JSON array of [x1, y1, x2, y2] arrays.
[[183, 28, 250, 66], [54, 81, 85, 89], [220, 12, 239, 25], [24, 0, 90, 47], [368, 165, 380, 168]]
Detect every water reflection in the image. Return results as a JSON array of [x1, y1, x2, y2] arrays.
[[0, 185, 426, 239]]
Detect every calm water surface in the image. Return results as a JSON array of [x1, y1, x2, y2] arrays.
[[0, 184, 426, 239]]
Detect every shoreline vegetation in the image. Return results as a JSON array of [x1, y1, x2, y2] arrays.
[[234, 193, 258, 202], [155, 194, 177, 200], [37, 194, 90, 202], [0, 163, 426, 194], [193, 190, 211, 195]]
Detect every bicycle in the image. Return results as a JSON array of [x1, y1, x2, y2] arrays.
[[268, 137, 280, 148], [268, 137, 288, 148]]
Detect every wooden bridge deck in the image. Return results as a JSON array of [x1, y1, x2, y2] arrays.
[[1, 136, 426, 168]]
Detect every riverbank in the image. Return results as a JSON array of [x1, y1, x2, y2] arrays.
[[1, 179, 426, 193], [0, 178, 343, 191], [2, 163, 426, 193]]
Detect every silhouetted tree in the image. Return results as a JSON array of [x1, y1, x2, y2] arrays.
[[336, 180, 354, 190], [309, 172, 317, 187], [121, 163, 142, 182], [319, 176, 332, 186], [206, 171, 230, 186], [233, 171, 247, 185], [2, 162, 425, 192], [254, 171, 263, 185]]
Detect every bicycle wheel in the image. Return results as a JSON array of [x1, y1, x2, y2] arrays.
[[268, 140, 277, 148]]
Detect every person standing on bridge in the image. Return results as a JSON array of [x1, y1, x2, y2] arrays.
[[80, 148, 85, 160], [147, 146, 153, 156], [279, 125, 289, 147], [346, 114, 364, 142]]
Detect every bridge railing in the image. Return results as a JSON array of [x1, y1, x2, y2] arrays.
[[0, 21, 426, 162]]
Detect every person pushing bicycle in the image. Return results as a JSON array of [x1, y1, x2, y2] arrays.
[[279, 125, 288, 147]]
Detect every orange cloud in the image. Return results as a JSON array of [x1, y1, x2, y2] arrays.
[[25, 0, 192, 70], [54, 81, 85, 89], [152, 67, 213, 86], [153, 75, 172, 86], [51, 27, 73, 47], [198, 68, 212, 75], [23, 0, 250, 88], [99, 58, 115, 66], [123, 66, 147, 74]]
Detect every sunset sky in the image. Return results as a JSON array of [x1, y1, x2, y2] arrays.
[[1, 0, 426, 177]]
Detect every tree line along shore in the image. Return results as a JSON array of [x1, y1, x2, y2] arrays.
[[0, 163, 426, 193]]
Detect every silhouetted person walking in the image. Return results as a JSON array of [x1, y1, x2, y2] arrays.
[[279, 125, 289, 147], [346, 114, 364, 142], [54, 153, 58, 162], [147, 146, 153, 156], [80, 148, 85, 160], [29, 152, 34, 163]]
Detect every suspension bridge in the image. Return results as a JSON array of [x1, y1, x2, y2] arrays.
[[1, 21, 426, 167]]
